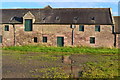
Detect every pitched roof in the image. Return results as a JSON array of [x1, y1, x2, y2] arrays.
[[1, 7, 113, 24], [114, 16, 120, 33]]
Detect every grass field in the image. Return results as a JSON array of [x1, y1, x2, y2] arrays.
[[2, 45, 120, 78], [3, 45, 119, 55]]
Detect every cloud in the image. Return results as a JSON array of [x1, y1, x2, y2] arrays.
[[1, 0, 119, 2], [1, 6, 22, 9]]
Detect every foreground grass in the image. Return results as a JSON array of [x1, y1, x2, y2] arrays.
[[2, 45, 119, 55], [2, 46, 119, 78], [81, 56, 119, 78]]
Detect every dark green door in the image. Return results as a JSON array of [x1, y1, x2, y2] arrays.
[[57, 37, 64, 47]]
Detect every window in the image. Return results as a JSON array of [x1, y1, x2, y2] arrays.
[[79, 25, 84, 31], [43, 37, 47, 43], [5, 25, 9, 31], [95, 25, 100, 32], [91, 17, 95, 20], [34, 37, 37, 43], [56, 16, 60, 20], [74, 17, 78, 20], [24, 19, 32, 31], [0, 36, 2, 43], [57, 37, 64, 47], [90, 37, 95, 44]]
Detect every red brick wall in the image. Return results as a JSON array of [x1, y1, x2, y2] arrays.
[[1, 24, 14, 47], [116, 34, 120, 48], [1, 24, 114, 48]]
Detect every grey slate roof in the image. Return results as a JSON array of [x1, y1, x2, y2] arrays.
[[1, 7, 113, 24], [114, 16, 120, 33]]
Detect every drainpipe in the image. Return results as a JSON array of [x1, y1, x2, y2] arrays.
[[114, 33, 116, 47], [12, 24, 16, 46], [70, 25, 76, 45], [112, 25, 116, 47], [72, 29, 74, 45]]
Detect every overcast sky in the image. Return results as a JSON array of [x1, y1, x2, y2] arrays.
[[1, 0, 119, 16]]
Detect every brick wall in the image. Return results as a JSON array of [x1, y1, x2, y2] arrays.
[[0, 24, 14, 47], [0, 24, 114, 48], [116, 34, 120, 48], [0, 24, 2, 47], [74, 25, 114, 47]]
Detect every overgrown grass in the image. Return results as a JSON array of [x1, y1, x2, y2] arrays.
[[31, 67, 70, 78], [2, 45, 119, 78], [2, 45, 119, 55], [80, 55, 119, 78]]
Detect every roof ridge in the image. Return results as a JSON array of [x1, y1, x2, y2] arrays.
[[114, 16, 120, 17]]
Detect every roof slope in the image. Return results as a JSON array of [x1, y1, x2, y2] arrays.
[[1, 7, 113, 24]]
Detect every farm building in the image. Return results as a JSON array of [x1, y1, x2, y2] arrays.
[[0, 5, 119, 48]]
